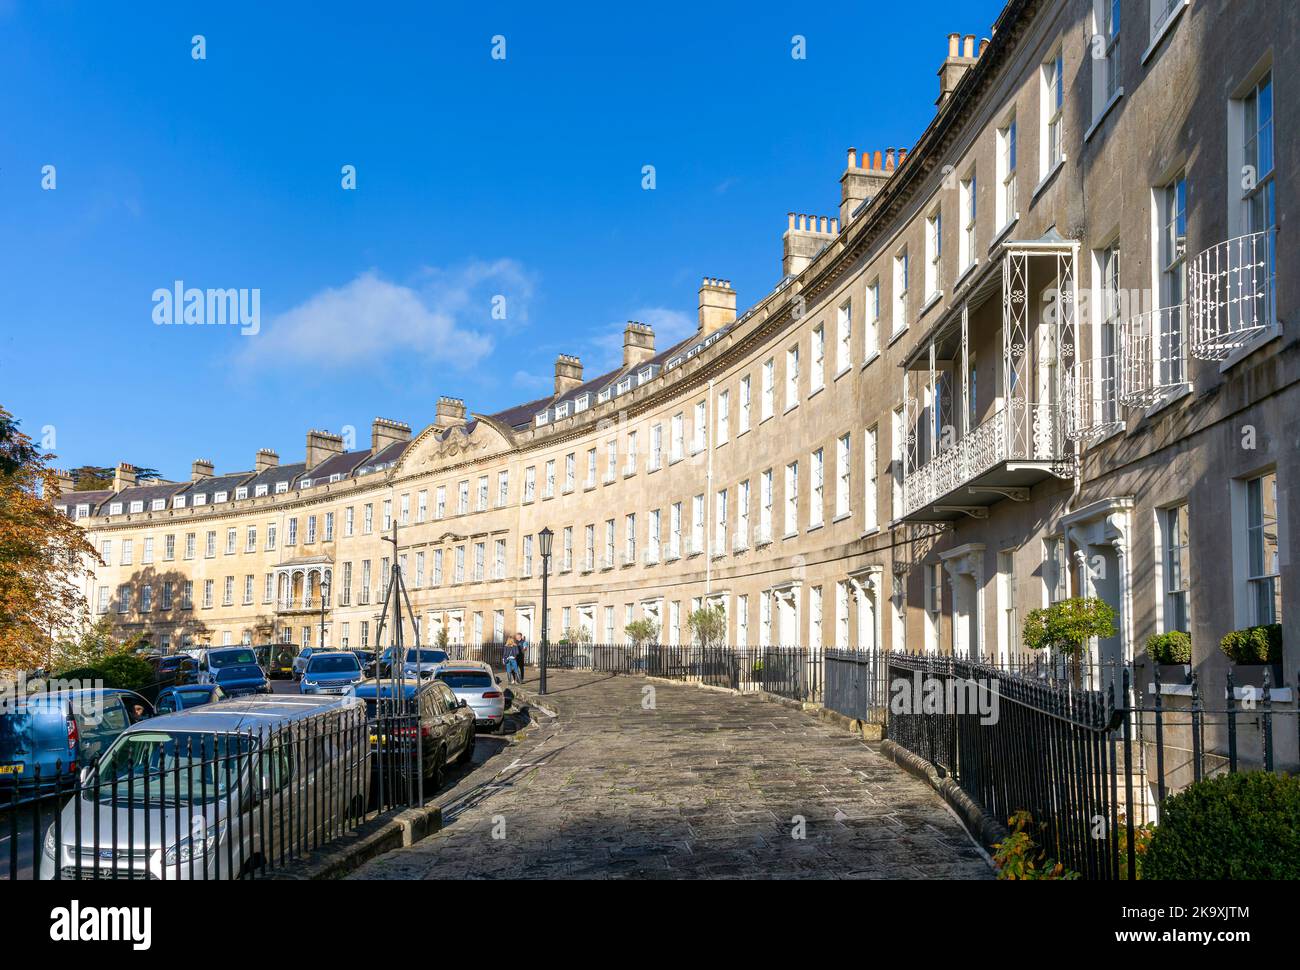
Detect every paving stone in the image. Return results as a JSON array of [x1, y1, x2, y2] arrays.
[[349, 671, 993, 880]]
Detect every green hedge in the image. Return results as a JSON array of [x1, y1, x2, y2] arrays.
[[1219, 624, 1283, 664], [1145, 772, 1300, 879], [50, 653, 155, 693], [1145, 630, 1191, 665]]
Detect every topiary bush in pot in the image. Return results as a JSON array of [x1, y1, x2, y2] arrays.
[[1144, 771, 1300, 879]]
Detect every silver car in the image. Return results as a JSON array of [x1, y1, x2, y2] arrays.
[[432, 661, 507, 732], [39, 694, 369, 880]]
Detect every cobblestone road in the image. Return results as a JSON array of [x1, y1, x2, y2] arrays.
[[350, 670, 993, 879]]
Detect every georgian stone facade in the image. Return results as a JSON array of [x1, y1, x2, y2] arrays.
[[66, 0, 1295, 753]]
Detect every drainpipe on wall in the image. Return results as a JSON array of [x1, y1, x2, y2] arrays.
[[705, 378, 715, 598]]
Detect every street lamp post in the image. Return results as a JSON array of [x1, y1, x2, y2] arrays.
[[537, 526, 553, 695], [319, 575, 330, 650]]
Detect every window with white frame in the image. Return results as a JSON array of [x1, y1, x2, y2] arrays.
[[382, 499, 392, 530], [959, 174, 977, 270], [495, 538, 507, 579], [760, 594, 772, 647], [808, 585, 822, 648], [1240, 72, 1275, 240], [626, 432, 638, 474], [736, 594, 749, 647], [1043, 536, 1068, 604], [605, 439, 617, 480], [997, 551, 1017, 661], [1095, 242, 1121, 424], [521, 536, 533, 578], [714, 488, 728, 552], [523, 467, 535, 502], [477, 476, 489, 510], [736, 480, 750, 548], [784, 347, 799, 410], [564, 453, 576, 491], [693, 400, 707, 452], [624, 515, 636, 563], [454, 546, 466, 583], [811, 325, 825, 391], [892, 247, 909, 334], [810, 448, 824, 528], [691, 494, 704, 553], [605, 518, 616, 566], [1161, 505, 1190, 633], [1245, 471, 1281, 625], [865, 281, 880, 360], [1099, 0, 1121, 104], [363, 504, 373, 533], [836, 582, 850, 647], [561, 527, 573, 571], [925, 208, 942, 299], [585, 523, 596, 570], [671, 413, 684, 461], [836, 300, 852, 373], [1042, 49, 1064, 175], [717, 390, 730, 444], [739, 375, 752, 432], [669, 503, 682, 558], [649, 427, 662, 470], [497, 471, 509, 507], [543, 461, 555, 499], [121, 538, 133, 566], [759, 469, 773, 542], [164, 534, 175, 560], [417, 490, 428, 522], [784, 461, 798, 536], [835, 433, 851, 518], [997, 115, 1017, 228], [761, 359, 775, 419], [649, 509, 661, 561], [1157, 174, 1188, 388], [891, 407, 904, 521]]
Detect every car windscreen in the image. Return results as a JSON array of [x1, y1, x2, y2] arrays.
[[437, 672, 493, 689], [404, 650, 448, 666], [214, 664, 262, 681], [175, 689, 214, 707], [307, 655, 360, 673], [90, 731, 253, 804], [207, 649, 257, 669]]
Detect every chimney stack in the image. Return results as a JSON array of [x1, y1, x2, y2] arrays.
[[54, 469, 75, 495], [305, 429, 344, 470], [623, 322, 656, 367], [112, 463, 137, 492], [782, 214, 838, 278], [840, 146, 900, 224], [554, 355, 583, 395], [698, 278, 737, 335], [191, 459, 214, 482], [255, 449, 279, 474], [371, 417, 411, 452], [937, 31, 980, 107], [434, 398, 468, 432]]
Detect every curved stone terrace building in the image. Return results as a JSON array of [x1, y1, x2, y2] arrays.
[[61, 0, 1296, 764]]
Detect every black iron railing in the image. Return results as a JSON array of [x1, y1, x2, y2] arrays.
[[2, 705, 427, 881]]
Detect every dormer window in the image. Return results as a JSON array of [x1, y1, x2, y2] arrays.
[[555, 402, 570, 419], [574, 393, 590, 413], [535, 411, 550, 427], [76, 503, 90, 519], [214, 491, 228, 503], [173, 496, 185, 509], [275, 481, 289, 494], [254, 484, 268, 497], [329, 473, 342, 483], [598, 388, 612, 403], [110, 502, 123, 515], [617, 377, 632, 394], [193, 494, 207, 506], [151, 499, 166, 511], [299, 478, 312, 489], [129, 501, 144, 514], [235, 487, 248, 500], [637, 367, 654, 383]]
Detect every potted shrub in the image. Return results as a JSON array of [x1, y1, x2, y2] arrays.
[[1219, 623, 1284, 691], [1022, 596, 1117, 687], [1144, 630, 1192, 686]]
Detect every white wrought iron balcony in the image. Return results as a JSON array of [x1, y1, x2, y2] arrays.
[[1119, 305, 1187, 406], [1190, 230, 1276, 360], [1064, 355, 1123, 441], [732, 531, 749, 553], [643, 549, 659, 566]]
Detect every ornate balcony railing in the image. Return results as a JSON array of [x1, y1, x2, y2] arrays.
[[901, 401, 1066, 517], [1118, 305, 1187, 406], [1189, 230, 1276, 360], [1064, 355, 1123, 441]]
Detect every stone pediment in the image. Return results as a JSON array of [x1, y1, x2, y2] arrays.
[[395, 415, 515, 476]]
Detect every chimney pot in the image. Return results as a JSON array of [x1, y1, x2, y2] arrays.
[[963, 34, 975, 58], [191, 459, 214, 482], [847, 147, 857, 168], [948, 32, 960, 57], [623, 320, 656, 367], [255, 449, 279, 474]]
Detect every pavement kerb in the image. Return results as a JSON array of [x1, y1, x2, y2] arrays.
[[266, 802, 442, 880]]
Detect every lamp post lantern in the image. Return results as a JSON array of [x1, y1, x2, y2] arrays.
[[537, 526, 553, 695], [319, 574, 331, 650]]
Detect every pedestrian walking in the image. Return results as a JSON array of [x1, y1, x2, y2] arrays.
[[514, 632, 529, 681]]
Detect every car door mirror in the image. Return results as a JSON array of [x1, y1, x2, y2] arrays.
[[79, 764, 94, 787]]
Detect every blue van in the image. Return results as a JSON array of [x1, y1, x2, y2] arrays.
[[0, 689, 153, 797], [196, 647, 271, 697]]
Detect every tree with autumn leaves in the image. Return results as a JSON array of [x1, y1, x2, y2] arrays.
[[0, 405, 101, 671]]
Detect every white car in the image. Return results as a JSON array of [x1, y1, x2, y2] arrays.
[[431, 661, 507, 732]]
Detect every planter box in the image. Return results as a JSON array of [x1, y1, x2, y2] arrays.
[[1227, 663, 1286, 691]]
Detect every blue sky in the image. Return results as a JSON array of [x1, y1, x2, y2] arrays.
[[1, 0, 1001, 480]]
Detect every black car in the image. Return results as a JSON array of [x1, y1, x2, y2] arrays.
[[354, 678, 475, 793]]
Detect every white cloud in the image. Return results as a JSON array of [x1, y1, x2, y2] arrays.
[[588, 306, 696, 371], [236, 261, 532, 371]]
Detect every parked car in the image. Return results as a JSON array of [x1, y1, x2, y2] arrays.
[[154, 684, 226, 713], [155, 655, 198, 686], [292, 646, 318, 681], [378, 647, 450, 680], [1, 689, 154, 797], [300, 651, 365, 695], [39, 693, 370, 880], [432, 661, 507, 732], [256, 644, 298, 680], [353, 678, 473, 791], [350, 650, 377, 677], [196, 647, 271, 697]]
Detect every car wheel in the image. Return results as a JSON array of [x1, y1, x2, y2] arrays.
[[428, 746, 446, 792], [456, 730, 475, 766]]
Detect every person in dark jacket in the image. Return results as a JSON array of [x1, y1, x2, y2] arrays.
[[512, 632, 528, 681]]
